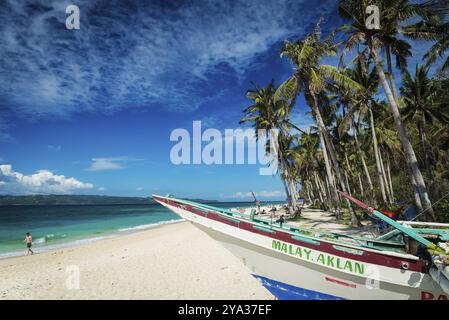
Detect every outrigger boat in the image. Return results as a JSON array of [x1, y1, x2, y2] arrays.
[[153, 191, 449, 300]]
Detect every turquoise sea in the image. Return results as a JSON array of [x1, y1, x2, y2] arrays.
[[0, 201, 258, 258]]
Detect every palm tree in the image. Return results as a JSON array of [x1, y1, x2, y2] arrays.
[[376, 0, 440, 100], [401, 63, 449, 192], [277, 20, 362, 226], [278, 134, 302, 213], [336, 59, 379, 204], [368, 102, 403, 204], [404, 19, 449, 71], [240, 81, 300, 212], [292, 130, 328, 208], [338, 0, 437, 220]]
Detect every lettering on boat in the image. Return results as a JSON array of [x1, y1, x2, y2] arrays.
[[272, 240, 365, 275]]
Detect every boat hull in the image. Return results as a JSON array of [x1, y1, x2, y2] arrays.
[[154, 196, 448, 300]]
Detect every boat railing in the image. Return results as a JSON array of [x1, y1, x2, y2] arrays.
[[397, 221, 449, 228], [167, 196, 406, 251]]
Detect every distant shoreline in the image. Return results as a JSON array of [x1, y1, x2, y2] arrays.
[[0, 194, 219, 206]]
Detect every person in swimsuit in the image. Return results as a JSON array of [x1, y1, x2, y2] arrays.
[[24, 232, 34, 255]]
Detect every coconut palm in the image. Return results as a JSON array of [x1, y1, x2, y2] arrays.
[[240, 81, 300, 212], [334, 59, 379, 204], [377, 0, 444, 99], [292, 130, 328, 207], [277, 20, 362, 226], [401, 63, 449, 192], [338, 0, 437, 220], [404, 18, 449, 71], [368, 102, 403, 203]]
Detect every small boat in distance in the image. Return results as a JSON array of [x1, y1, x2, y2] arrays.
[[153, 192, 449, 300]]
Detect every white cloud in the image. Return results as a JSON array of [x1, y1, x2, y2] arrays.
[[98, 187, 106, 192], [220, 190, 285, 200], [85, 156, 143, 171], [0, 0, 336, 119], [0, 164, 93, 195], [86, 157, 126, 171], [47, 145, 62, 151], [136, 187, 144, 191]]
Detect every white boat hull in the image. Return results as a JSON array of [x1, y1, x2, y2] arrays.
[[155, 196, 448, 300]]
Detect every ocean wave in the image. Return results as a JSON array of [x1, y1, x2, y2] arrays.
[[0, 235, 115, 260], [33, 233, 67, 245], [33, 237, 46, 244], [118, 219, 184, 232], [0, 219, 184, 260]]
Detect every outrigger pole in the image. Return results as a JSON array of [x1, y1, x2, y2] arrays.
[[337, 190, 444, 253], [251, 191, 261, 214]]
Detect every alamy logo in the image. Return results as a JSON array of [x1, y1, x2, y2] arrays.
[[66, 5, 80, 30], [169, 121, 279, 176], [65, 265, 80, 290], [365, 5, 380, 30], [364, 265, 380, 290]]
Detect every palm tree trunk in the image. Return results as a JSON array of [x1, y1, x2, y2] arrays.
[[321, 135, 361, 226], [344, 170, 352, 196], [317, 129, 340, 217], [310, 182, 317, 205], [386, 45, 400, 104], [369, 44, 436, 220], [314, 171, 327, 203], [344, 153, 352, 196], [321, 177, 329, 205], [386, 157, 394, 200], [358, 173, 364, 196], [313, 175, 325, 207], [386, 45, 432, 213], [272, 135, 292, 209], [319, 172, 330, 204], [378, 147, 393, 205], [368, 107, 388, 205], [311, 92, 359, 225], [277, 139, 297, 212], [281, 154, 299, 212], [352, 118, 374, 194], [281, 174, 292, 210], [411, 174, 424, 217], [288, 177, 298, 212], [325, 134, 360, 226], [419, 115, 435, 192], [306, 181, 315, 203], [324, 174, 333, 207]]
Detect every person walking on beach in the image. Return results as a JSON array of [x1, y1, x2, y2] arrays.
[[24, 232, 34, 255]]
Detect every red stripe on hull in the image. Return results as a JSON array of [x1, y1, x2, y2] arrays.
[[325, 277, 357, 288], [154, 196, 427, 273]]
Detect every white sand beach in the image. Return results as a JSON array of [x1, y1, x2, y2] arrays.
[[0, 221, 274, 300]]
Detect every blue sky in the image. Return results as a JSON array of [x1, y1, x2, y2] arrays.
[[0, 0, 444, 200]]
